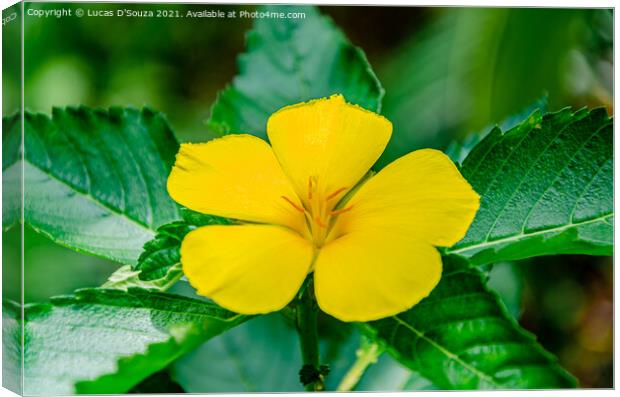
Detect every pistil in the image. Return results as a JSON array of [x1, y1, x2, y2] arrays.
[[280, 176, 353, 247]]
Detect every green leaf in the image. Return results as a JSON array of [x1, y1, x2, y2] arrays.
[[170, 298, 433, 392], [170, 282, 368, 392], [314, 318, 435, 391], [172, 314, 305, 392], [134, 222, 190, 282], [101, 264, 183, 291], [208, 5, 383, 139], [364, 256, 577, 389], [2, 301, 22, 394], [2, 113, 21, 230], [448, 108, 613, 265], [5, 288, 245, 394], [2, 107, 181, 265], [103, 213, 231, 291], [179, 206, 232, 227], [445, 96, 548, 165]]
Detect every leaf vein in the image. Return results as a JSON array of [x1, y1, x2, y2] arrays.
[[392, 315, 500, 387], [482, 117, 576, 241], [449, 213, 613, 256]]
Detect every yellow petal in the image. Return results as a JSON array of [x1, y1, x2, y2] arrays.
[[167, 135, 305, 231], [314, 231, 441, 322], [267, 95, 392, 206], [181, 224, 314, 314], [330, 149, 479, 247]]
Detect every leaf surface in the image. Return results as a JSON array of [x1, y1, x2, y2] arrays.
[[5, 288, 245, 395], [172, 314, 304, 392], [2, 107, 181, 264], [364, 257, 577, 389], [448, 108, 612, 265], [2, 113, 21, 230], [445, 96, 548, 165], [2, 301, 22, 394], [103, 212, 232, 291], [208, 5, 383, 139]]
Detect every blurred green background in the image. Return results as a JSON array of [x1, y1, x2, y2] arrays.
[[2, 2, 613, 388]]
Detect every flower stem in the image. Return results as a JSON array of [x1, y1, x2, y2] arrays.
[[296, 276, 326, 391], [336, 339, 383, 391]]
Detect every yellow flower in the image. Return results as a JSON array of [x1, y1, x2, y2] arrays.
[[167, 95, 479, 322]]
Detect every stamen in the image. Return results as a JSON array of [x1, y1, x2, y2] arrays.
[[315, 216, 327, 228], [308, 177, 313, 200], [330, 205, 354, 216], [281, 196, 305, 213], [326, 187, 347, 201]]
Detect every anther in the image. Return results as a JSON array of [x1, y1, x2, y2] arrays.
[[330, 205, 354, 216], [281, 196, 305, 213], [326, 187, 347, 201]]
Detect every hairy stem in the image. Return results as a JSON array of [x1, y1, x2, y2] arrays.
[[296, 277, 325, 391]]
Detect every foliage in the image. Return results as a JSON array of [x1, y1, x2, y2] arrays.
[[377, 8, 595, 167], [448, 108, 612, 265], [364, 256, 577, 389], [2, 4, 613, 394], [3, 288, 245, 395], [445, 96, 548, 165], [103, 210, 232, 291], [172, 314, 305, 392], [2, 107, 181, 265], [208, 5, 383, 139]]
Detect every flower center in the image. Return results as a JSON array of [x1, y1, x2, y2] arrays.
[[282, 176, 352, 247]]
